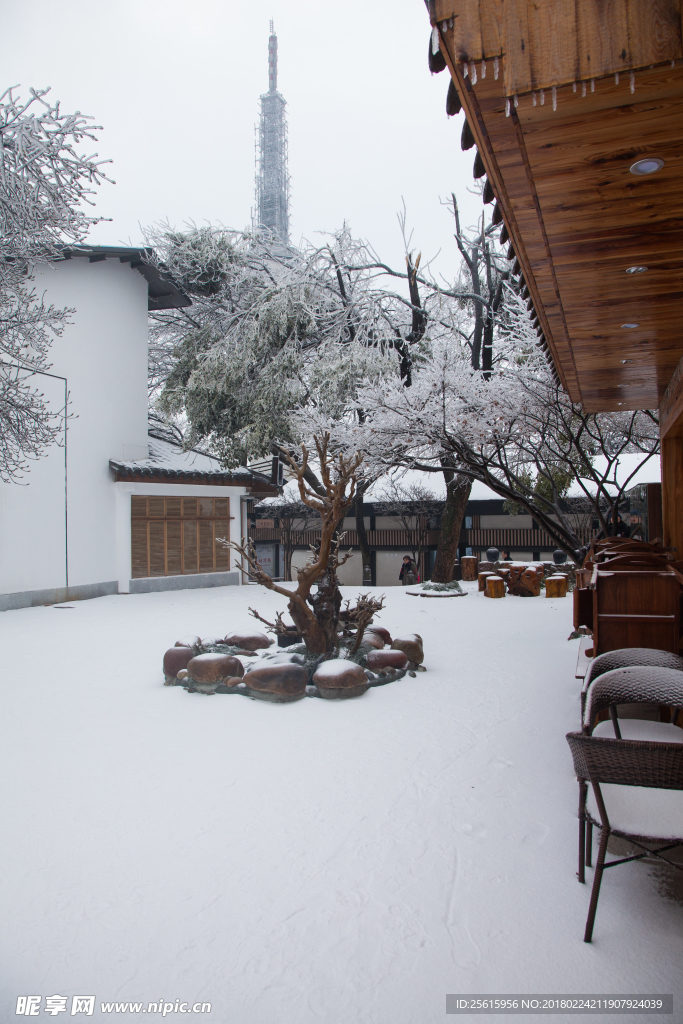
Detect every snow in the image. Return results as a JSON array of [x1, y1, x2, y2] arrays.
[[1, 581, 681, 1022], [312, 658, 360, 680]]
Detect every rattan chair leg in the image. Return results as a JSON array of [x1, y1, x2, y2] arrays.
[[584, 826, 610, 943], [578, 780, 587, 883], [586, 821, 593, 868]]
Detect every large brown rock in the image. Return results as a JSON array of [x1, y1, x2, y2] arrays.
[[224, 632, 274, 651], [313, 659, 368, 699], [163, 646, 196, 679], [362, 633, 385, 650], [366, 649, 408, 671], [366, 626, 393, 645], [187, 653, 245, 683], [391, 634, 424, 666], [242, 664, 307, 702]]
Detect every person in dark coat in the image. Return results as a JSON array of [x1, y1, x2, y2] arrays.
[[399, 556, 417, 585]]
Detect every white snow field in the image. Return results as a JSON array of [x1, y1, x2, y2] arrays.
[[1, 581, 681, 1023]]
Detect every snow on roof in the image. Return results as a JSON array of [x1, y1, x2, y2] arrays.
[[109, 435, 274, 489]]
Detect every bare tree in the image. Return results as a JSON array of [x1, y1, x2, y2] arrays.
[[375, 477, 441, 579], [229, 434, 383, 657], [0, 85, 112, 482]]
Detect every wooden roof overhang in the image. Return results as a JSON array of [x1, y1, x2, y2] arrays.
[[426, 0, 683, 415]]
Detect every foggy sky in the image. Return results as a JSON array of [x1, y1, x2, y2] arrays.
[[6, 0, 483, 278]]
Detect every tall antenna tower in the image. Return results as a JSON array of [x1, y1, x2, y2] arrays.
[[255, 20, 290, 242]]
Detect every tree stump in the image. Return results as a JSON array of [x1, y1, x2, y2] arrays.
[[507, 564, 543, 597], [546, 574, 568, 598], [485, 576, 505, 598], [461, 555, 478, 581], [478, 572, 494, 592]]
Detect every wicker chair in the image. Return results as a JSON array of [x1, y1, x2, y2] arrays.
[[580, 648, 683, 727], [566, 731, 683, 942], [575, 666, 683, 888]]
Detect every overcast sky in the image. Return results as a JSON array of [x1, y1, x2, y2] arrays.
[[6, 0, 486, 278]]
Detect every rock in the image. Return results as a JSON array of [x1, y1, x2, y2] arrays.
[[224, 632, 274, 651], [313, 659, 368, 699], [242, 664, 308, 702], [177, 669, 188, 680], [366, 626, 393, 645], [215, 676, 245, 694], [163, 646, 196, 679], [391, 634, 424, 666], [362, 632, 385, 650], [175, 635, 200, 648], [366, 649, 409, 671], [187, 653, 245, 683]]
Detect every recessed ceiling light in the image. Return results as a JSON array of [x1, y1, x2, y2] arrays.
[[621, 323, 640, 329], [630, 158, 664, 175], [626, 266, 648, 274]]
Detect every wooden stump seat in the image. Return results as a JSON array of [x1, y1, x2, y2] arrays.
[[546, 574, 568, 598], [478, 571, 494, 592], [485, 576, 505, 599], [461, 556, 478, 581]]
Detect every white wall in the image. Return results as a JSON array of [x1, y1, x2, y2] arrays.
[[479, 514, 534, 529], [376, 551, 407, 587], [0, 257, 149, 595]]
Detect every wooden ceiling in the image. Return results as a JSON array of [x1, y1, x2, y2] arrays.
[[432, 2, 683, 414]]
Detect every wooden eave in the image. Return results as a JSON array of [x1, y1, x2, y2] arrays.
[[429, 1, 683, 413]]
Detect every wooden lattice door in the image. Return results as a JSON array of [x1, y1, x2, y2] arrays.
[[131, 495, 231, 578]]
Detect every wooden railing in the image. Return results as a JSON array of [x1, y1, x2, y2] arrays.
[[248, 525, 595, 550]]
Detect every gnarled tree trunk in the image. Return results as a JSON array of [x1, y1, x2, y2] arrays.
[[431, 471, 472, 583]]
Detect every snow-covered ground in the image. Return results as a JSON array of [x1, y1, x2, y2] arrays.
[[1, 582, 681, 1022]]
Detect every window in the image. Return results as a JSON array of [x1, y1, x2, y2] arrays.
[[131, 495, 231, 578]]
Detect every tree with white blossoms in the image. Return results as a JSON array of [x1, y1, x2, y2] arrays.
[[348, 289, 660, 560], [0, 86, 111, 482]]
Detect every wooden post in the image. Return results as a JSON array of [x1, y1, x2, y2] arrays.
[[461, 555, 478, 581], [485, 576, 505, 598], [661, 435, 683, 557], [546, 574, 568, 598], [478, 571, 494, 591]]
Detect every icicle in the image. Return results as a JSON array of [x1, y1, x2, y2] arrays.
[[532, 92, 537, 106], [506, 97, 511, 116], [463, 63, 469, 78], [514, 93, 519, 107], [630, 71, 635, 93], [540, 89, 545, 105], [590, 78, 595, 92], [572, 82, 577, 92], [431, 26, 439, 55], [581, 81, 586, 97], [615, 72, 619, 84], [441, 21, 448, 32], [552, 86, 557, 111], [481, 60, 486, 79], [449, 17, 454, 29], [470, 63, 477, 84], [494, 56, 499, 80], [671, 59, 676, 68]]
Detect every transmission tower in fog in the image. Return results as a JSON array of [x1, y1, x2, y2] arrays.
[[254, 21, 290, 243]]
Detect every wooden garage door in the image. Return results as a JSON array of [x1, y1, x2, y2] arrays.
[[131, 496, 231, 578]]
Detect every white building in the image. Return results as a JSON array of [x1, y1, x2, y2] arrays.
[[0, 247, 276, 611]]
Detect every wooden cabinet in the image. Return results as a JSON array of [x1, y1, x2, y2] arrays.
[[592, 569, 680, 656]]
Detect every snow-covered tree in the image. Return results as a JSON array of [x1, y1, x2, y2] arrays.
[[349, 290, 660, 559], [0, 86, 111, 482]]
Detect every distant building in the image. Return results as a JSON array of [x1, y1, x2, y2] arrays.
[[254, 21, 290, 242], [247, 497, 602, 586]]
